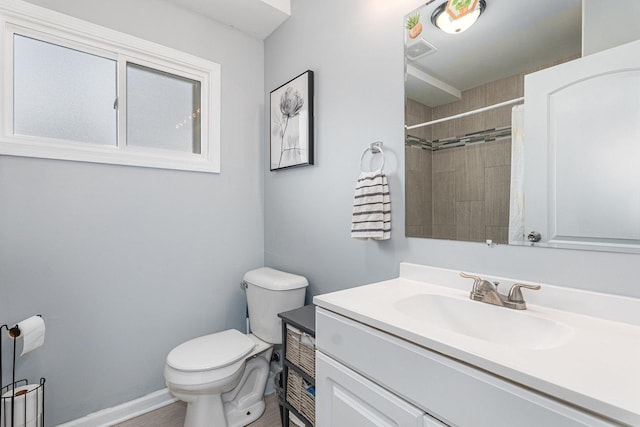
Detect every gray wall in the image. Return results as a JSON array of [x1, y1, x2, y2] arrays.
[[583, 0, 640, 56], [1, 0, 264, 424], [264, 0, 640, 300]]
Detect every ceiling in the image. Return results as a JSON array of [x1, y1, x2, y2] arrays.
[[406, 0, 582, 107], [160, 0, 581, 105], [163, 0, 291, 39]]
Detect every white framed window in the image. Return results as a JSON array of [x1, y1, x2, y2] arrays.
[[0, 1, 221, 173]]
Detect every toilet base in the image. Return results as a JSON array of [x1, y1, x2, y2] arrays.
[[183, 393, 227, 427], [222, 355, 270, 427], [224, 399, 265, 427]]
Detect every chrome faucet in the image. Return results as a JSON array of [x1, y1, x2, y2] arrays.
[[460, 272, 540, 310]]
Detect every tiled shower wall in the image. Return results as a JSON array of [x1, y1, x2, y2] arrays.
[[430, 140, 511, 243], [406, 140, 511, 243], [406, 142, 433, 238], [405, 57, 580, 243], [405, 71, 520, 243]]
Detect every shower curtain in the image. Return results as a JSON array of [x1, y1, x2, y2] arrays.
[[509, 104, 525, 244]]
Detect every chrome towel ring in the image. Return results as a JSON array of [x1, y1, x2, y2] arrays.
[[360, 141, 385, 171]]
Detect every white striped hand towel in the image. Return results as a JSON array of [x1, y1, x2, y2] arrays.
[[351, 169, 391, 240]]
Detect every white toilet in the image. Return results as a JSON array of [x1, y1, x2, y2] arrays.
[[164, 267, 308, 427]]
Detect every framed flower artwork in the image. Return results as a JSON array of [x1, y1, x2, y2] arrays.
[[270, 70, 314, 170]]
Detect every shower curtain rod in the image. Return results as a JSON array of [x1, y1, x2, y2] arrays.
[[406, 97, 524, 131]]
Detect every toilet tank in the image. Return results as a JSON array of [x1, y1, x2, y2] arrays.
[[244, 267, 308, 344]]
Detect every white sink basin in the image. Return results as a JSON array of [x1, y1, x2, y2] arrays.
[[394, 293, 574, 349]]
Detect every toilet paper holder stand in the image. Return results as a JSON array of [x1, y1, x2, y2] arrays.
[[1, 317, 46, 427]]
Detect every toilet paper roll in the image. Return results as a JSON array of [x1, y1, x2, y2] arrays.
[[1, 384, 43, 427], [15, 316, 45, 356]]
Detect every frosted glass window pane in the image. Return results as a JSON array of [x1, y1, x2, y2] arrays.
[[127, 63, 201, 154], [13, 35, 117, 145]]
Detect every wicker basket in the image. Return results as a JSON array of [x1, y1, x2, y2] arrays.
[[286, 369, 315, 425], [285, 325, 316, 378]]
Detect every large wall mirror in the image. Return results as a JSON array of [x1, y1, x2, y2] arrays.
[[404, 0, 640, 253]]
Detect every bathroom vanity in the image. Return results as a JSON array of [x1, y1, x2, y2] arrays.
[[313, 263, 640, 426]]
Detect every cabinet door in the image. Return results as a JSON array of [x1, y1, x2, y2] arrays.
[[316, 351, 427, 427], [523, 39, 640, 251]]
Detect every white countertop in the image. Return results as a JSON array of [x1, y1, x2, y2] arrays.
[[313, 263, 640, 426]]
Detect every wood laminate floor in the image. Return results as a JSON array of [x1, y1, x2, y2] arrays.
[[113, 393, 282, 427]]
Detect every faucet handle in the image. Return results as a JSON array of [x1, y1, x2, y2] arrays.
[[508, 283, 541, 303], [460, 272, 480, 281], [460, 272, 481, 290], [461, 273, 499, 297]]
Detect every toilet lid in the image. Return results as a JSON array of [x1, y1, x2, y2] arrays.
[[244, 267, 308, 290], [166, 329, 255, 372]]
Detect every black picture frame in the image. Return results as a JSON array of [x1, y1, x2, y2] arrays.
[[270, 70, 314, 171]]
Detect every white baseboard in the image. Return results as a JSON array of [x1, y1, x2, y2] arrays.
[[58, 388, 177, 427]]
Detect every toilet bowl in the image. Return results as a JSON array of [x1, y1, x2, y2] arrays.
[[164, 330, 272, 427], [164, 267, 308, 427]]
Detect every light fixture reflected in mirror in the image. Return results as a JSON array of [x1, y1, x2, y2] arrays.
[[431, 0, 486, 34]]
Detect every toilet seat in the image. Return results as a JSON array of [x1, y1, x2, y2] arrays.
[[167, 329, 255, 372]]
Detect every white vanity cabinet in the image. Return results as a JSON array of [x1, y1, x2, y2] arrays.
[[315, 307, 619, 427]]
